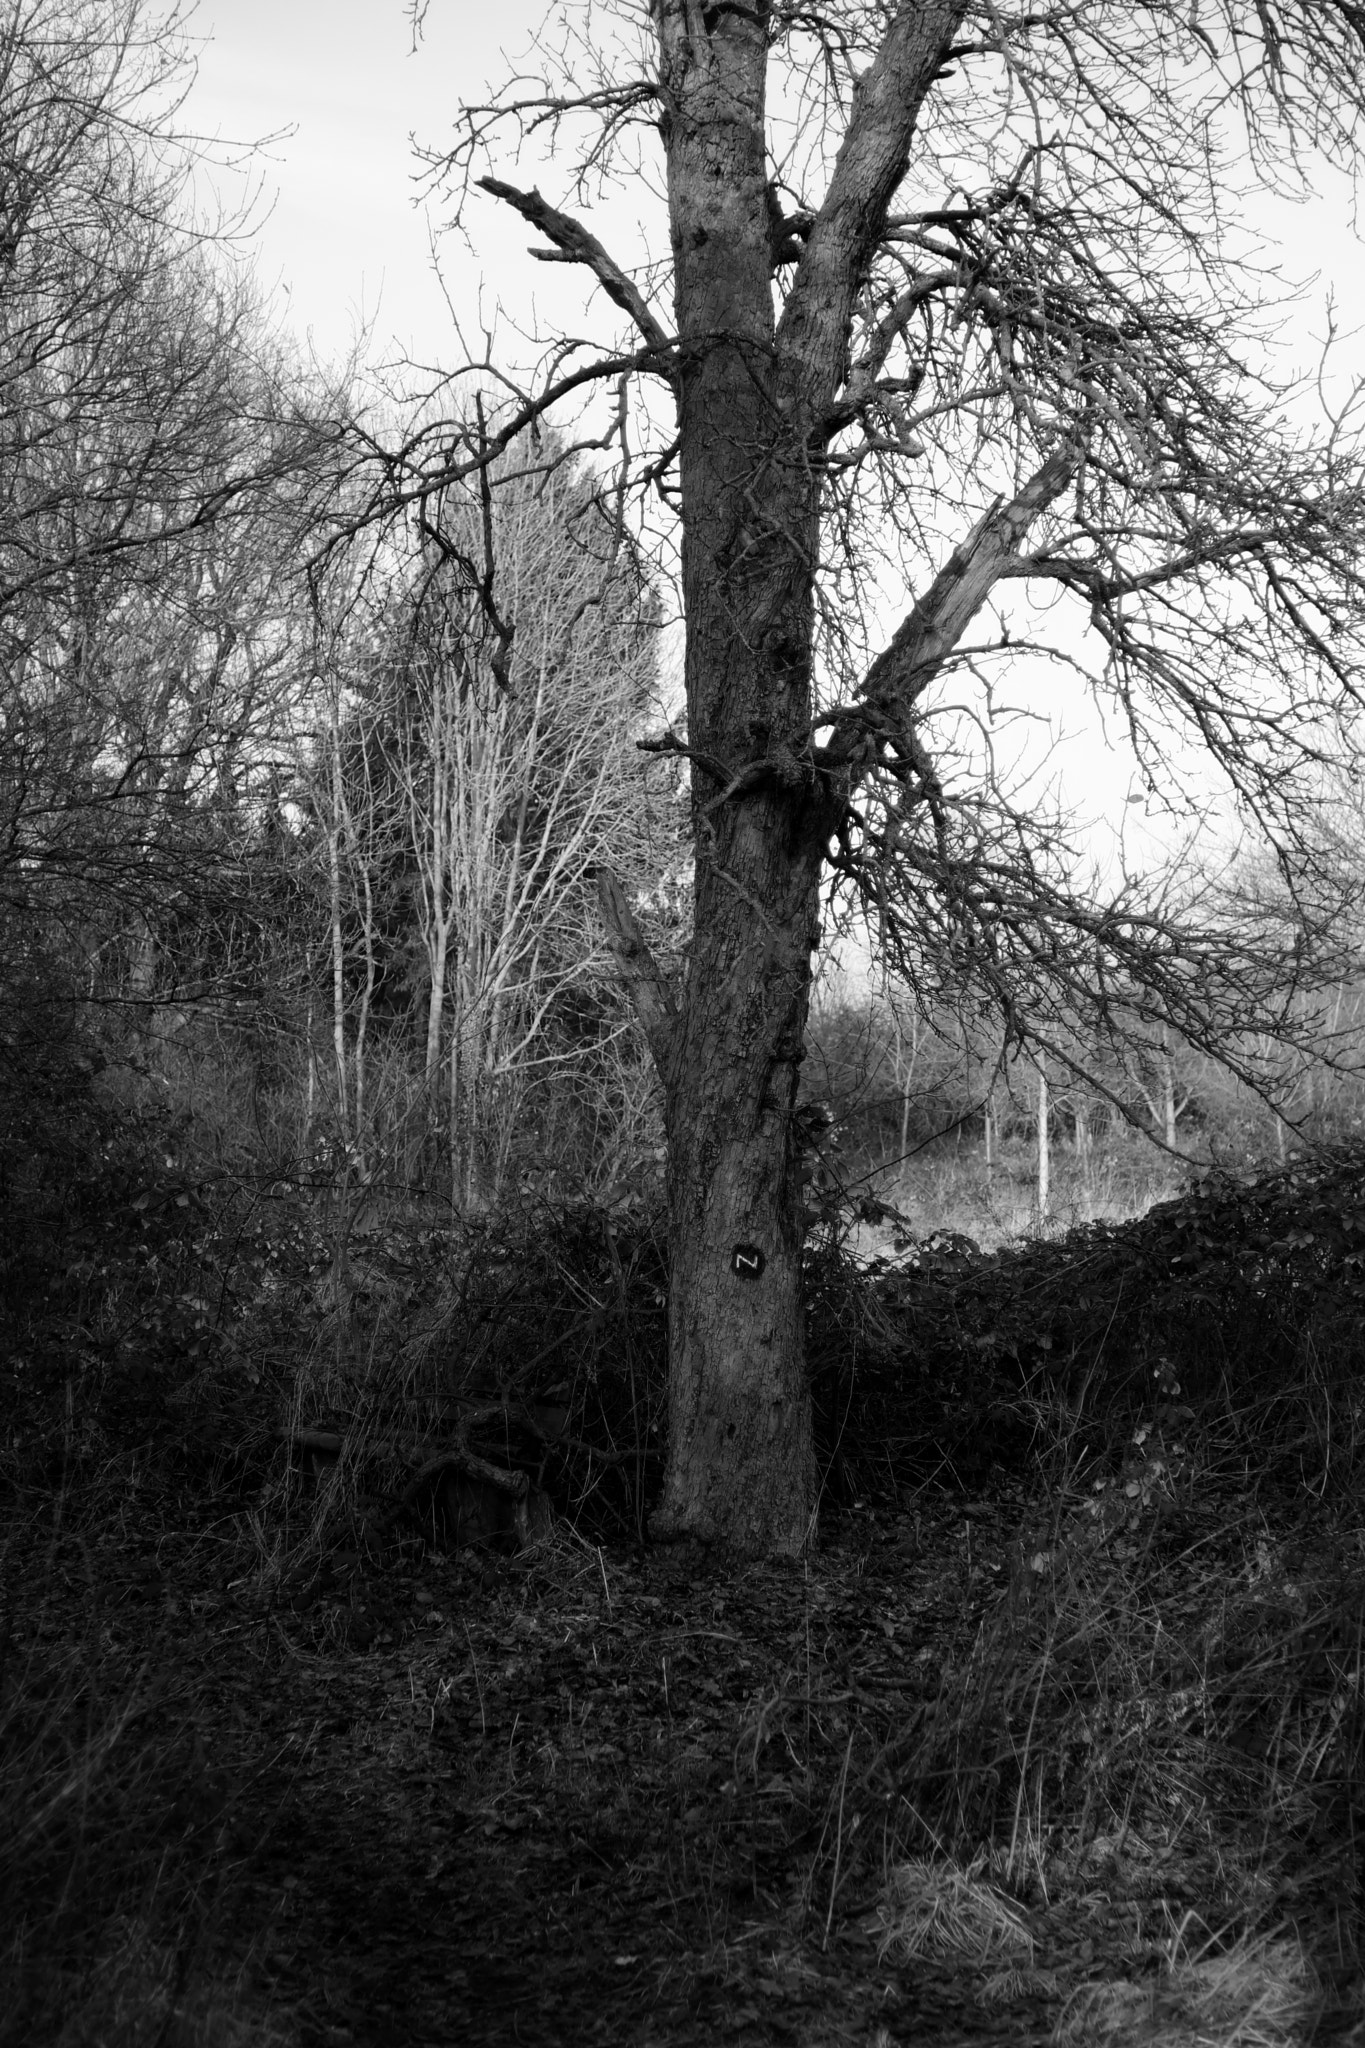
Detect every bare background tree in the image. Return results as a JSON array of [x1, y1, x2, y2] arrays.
[[0, 0, 343, 1140], [305, 451, 677, 1213]]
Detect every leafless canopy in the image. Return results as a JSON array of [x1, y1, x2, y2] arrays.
[[378, 0, 1365, 1094]]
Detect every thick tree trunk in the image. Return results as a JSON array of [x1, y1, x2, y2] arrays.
[[627, 0, 971, 1552], [646, 0, 832, 1551], [653, 831, 825, 1550]]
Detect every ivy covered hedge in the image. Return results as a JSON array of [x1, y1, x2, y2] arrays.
[[812, 1151, 1365, 1499]]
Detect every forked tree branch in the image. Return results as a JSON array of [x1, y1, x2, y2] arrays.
[[595, 867, 681, 1081], [854, 445, 1078, 724], [773, 0, 966, 418], [477, 177, 676, 372]]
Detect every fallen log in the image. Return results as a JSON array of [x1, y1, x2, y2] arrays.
[[286, 1403, 555, 1550]]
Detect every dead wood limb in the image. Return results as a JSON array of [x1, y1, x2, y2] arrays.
[[286, 1396, 636, 1538], [595, 866, 681, 1080], [292, 1427, 345, 1458], [390, 1401, 529, 1527], [477, 178, 675, 369]]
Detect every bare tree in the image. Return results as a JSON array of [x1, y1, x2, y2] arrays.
[[314, 457, 668, 1209], [1034, 1057, 1051, 1220], [1129, 1028, 1192, 1155], [0, 1, 335, 598], [387, 0, 1365, 1552], [0, 0, 342, 970]]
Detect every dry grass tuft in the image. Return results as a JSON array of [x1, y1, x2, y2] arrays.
[[1052, 1923, 1324, 2047], [876, 1853, 1035, 1966]]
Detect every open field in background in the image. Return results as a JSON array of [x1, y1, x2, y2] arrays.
[[867, 1142, 1185, 1252]]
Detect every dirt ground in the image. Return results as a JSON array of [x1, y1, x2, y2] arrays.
[[6, 1463, 1363, 2048]]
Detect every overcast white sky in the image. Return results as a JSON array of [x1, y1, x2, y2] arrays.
[[185, 3, 1365, 869], [188, 2, 1364, 363], [190, 0, 598, 366]]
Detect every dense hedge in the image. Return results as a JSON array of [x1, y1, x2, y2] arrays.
[[817, 1151, 1365, 1499]]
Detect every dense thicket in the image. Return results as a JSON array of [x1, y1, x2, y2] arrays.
[[0, 2, 679, 1253]]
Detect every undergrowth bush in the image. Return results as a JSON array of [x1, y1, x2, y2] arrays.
[[0, 1575, 260, 2047], [821, 1148, 1365, 1505], [813, 1150, 1365, 2023], [268, 1194, 672, 1545], [248, 1146, 1365, 1555], [889, 1480, 1365, 1873]]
